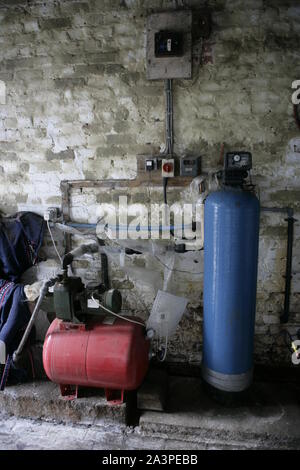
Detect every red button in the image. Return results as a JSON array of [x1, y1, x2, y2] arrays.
[[163, 163, 173, 173]]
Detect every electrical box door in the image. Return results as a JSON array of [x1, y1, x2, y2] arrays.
[[146, 11, 192, 80]]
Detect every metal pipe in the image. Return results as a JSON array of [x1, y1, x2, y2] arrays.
[[60, 207, 296, 324], [101, 253, 109, 290], [62, 242, 99, 270], [165, 79, 173, 156], [12, 278, 58, 365], [261, 206, 293, 215], [261, 206, 296, 324], [281, 213, 296, 324]]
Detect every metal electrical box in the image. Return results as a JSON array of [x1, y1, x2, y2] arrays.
[[146, 11, 192, 80], [225, 152, 252, 171], [223, 152, 252, 186], [180, 155, 201, 177]]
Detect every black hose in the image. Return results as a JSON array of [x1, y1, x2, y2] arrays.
[[62, 243, 99, 270], [163, 177, 168, 205]]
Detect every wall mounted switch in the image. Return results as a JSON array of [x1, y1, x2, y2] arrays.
[[145, 158, 157, 171], [161, 158, 175, 177]]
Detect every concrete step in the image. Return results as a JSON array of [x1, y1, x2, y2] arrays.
[[0, 380, 128, 426], [1, 373, 300, 450], [139, 376, 300, 450]]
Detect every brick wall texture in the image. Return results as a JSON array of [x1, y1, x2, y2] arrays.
[[0, 0, 300, 365]]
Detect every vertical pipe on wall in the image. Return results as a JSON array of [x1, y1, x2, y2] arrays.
[[261, 206, 296, 324], [281, 211, 296, 324], [165, 79, 173, 156]]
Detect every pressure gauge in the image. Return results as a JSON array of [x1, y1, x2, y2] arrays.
[[233, 154, 241, 163]]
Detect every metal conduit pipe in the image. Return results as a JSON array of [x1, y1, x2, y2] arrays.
[[165, 78, 173, 156], [163, 79, 174, 206]]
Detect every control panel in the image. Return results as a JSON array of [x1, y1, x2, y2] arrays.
[[223, 151, 252, 186], [145, 158, 158, 172], [180, 156, 201, 177], [225, 152, 252, 171]]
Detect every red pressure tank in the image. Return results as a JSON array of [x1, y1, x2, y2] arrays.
[[43, 317, 150, 404]]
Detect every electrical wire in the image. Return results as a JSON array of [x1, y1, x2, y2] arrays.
[[47, 221, 62, 264], [102, 233, 203, 275], [153, 254, 203, 275], [158, 330, 168, 362], [163, 176, 168, 204], [104, 234, 203, 275], [91, 293, 146, 328]]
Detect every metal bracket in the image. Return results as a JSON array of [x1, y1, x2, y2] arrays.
[[59, 384, 78, 400], [105, 388, 125, 405]]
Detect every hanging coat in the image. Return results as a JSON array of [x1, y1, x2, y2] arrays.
[[0, 212, 45, 355]]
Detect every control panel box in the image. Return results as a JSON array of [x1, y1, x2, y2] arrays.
[[225, 152, 252, 171], [223, 151, 252, 186], [161, 158, 175, 178], [180, 156, 201, 177], [146, 11, 192, 80], [145, 158, 158, 172]]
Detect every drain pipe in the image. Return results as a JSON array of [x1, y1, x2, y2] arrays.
[[261, 206, 296, 324], [281, 209, 296, 324]]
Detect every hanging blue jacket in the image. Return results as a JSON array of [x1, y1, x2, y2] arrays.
[[0, 212, 45, 355]]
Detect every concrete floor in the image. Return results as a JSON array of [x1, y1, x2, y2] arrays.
[[0, 375, 299, 450]]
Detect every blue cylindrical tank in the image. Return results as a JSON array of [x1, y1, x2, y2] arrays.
[[202, 188, 260, 392]]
